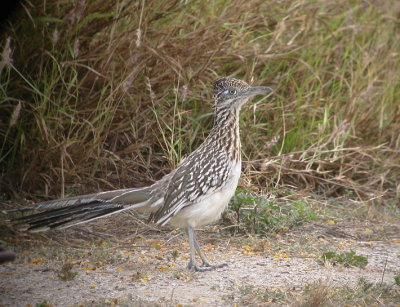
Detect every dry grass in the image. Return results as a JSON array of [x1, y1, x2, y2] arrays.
[[0, 0, 399, 204], [291, 280, 330, 307]]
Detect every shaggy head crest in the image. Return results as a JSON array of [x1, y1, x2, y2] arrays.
[[213, 77, 250, 103]]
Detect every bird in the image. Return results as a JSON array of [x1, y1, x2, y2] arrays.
[[5, 77, 272, 271]]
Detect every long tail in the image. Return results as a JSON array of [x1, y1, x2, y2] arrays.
[[4, 187, 161, 232]]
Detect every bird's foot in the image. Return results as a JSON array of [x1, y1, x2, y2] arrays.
[[187, 261, 228, 272]]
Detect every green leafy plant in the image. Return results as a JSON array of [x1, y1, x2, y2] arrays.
[[36, 300, 50, 307], [222, 189, 317, 235], [321, 250, 368, 268], [57, 262, 77, 281], [394, 275, 400, 287]]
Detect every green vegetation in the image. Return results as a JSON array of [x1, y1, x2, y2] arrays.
[[395, 275, 400, 287], [57, 262, 78, 281], [0, 0, 398, 204], [36, 300, 50, 307], [222, 188, 317, 234], [321, 250, 368, 268]]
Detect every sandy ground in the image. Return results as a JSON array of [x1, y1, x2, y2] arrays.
[[1, 218, 400, 306]]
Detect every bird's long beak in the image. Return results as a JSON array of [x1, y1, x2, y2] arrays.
[[239, 86, 273, 99]]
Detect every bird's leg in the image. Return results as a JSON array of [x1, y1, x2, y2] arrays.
[[186, 226, 227, 271], [187, 226, 212, 271], [194, 234, 228, 269], [192, 233, 212, 267]]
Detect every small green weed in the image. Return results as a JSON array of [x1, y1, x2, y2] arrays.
[[394, 275, 400, 287], [321, 250, 368, 268], [36, 300, 50, 307], [171, 250, 178, 262], [222, 189, 317, 235], [57, 262, 77, 281]]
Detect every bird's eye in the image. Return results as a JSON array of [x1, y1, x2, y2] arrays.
[[229, 89, 236, 95]]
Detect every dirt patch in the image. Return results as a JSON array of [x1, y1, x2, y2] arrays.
[[1, 215, 400, 306]]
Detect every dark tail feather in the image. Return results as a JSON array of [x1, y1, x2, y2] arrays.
[[14, 201, 125, 231], [5, 187, 157, 232]]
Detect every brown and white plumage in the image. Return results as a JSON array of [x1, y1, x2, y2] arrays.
[[6, 77, 272, 271]]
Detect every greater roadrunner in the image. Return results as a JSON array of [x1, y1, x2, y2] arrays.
[[6, 77, 272, 271]]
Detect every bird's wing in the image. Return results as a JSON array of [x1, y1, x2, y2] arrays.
[[150, 148, 231, 226]]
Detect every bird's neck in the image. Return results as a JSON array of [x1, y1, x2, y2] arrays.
[[210, 106, 241, 163]]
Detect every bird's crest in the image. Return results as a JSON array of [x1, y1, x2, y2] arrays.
[[212, 77, 250, 104]]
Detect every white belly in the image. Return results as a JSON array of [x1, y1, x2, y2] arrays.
[[168, 162, 241, 228]]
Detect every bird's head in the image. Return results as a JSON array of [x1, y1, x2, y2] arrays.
[[213, 77, 272, 111]]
